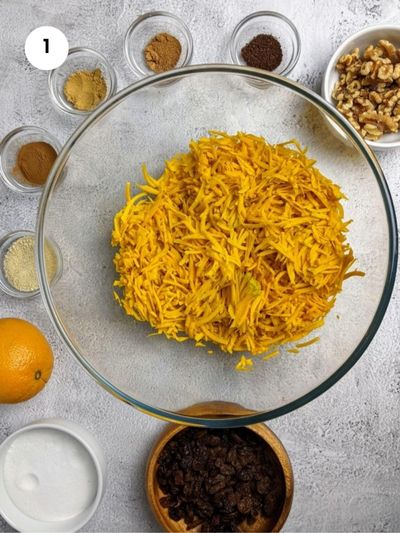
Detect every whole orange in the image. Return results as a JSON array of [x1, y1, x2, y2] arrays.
[[0, 318, 54, 403]]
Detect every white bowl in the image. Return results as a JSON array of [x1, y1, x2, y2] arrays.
[[0, 419, 106, 533], [321, 25, 400, 151]]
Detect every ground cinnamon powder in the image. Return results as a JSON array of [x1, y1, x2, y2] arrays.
[[14, 142, 57, 185], [144, 32, 182, 73], [64, 68, 107, 111]]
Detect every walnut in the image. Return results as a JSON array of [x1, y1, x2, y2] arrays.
[[332, 39, 400, 140], [340, 99, 354, 111], [360, 111, 397, 132], [369, 91, 382, 104], [364, 44, 383, 61], [380, 89, 400, 114], [367, 59, 391, 80], [347, 80, 361, 92], [361, 77, 374, 86], [393, 64, 400, 80], [360, 61, 373, 75], [345, 70, 357, 83], [362, 123, 382, 140], [384, 88, 398, 100], [338, 48, 360, 68], [378, 39, 397, 60], [349, 117, 361, 130], [355, 97, 374, 111], [376, 82, 388, 93], [377, 63, 394, 81], [382, 114, 397, 131]]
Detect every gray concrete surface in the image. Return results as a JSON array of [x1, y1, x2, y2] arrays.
[[1, 0, 400, 531]]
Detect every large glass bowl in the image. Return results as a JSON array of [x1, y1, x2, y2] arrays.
[[36, 65, 397, 427]]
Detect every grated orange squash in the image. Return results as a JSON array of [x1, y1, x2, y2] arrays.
[[112, 132, 363, 356]]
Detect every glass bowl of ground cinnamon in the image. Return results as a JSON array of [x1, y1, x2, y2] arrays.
[[229, 11, 301, 77], [124, 11, 193, 79], [0, 126, 61, 194], [48, 47, 117, 116]]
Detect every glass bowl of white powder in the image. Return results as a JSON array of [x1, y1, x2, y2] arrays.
[[0, 229, 62, 298]]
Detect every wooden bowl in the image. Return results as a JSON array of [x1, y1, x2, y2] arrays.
[[146, 402, 294, 532]]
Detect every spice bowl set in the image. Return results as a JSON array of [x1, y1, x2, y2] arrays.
[[0, 125, 63, 298], [0, 7, 398, 533], [0, 9, 300, 302]]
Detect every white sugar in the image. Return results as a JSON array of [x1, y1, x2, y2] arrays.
[[3, 428, 98, 521]]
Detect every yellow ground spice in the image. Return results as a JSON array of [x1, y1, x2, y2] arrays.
[[63, 68, 107, 111]]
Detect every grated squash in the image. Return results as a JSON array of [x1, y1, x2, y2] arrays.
[[112, 132, 364, 357]]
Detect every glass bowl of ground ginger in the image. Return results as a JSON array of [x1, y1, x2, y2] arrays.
[[36, 65, 397, 427], [48, 47, 117, 116]]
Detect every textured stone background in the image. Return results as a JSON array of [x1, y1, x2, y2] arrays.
[[1, 0, 400, 531]]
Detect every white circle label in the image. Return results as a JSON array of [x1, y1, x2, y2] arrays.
[[25, 26, 69, 70]]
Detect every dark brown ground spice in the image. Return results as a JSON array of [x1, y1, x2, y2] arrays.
[[241, 34, 283, 71]]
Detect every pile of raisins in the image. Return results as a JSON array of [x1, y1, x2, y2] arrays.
[[156, 427, 285, 532]]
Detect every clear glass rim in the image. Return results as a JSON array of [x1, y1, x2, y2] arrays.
[[36, 64, 398, 427], [48, 47, 117, 116], [229, 11, 301, 76], [124, 10, 194, 78], [0, 126, 61, 194]]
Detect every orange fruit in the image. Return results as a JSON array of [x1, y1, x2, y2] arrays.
[[0, 318, 53, 403]]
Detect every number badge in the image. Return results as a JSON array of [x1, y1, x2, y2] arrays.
[[25, 26, 69, 70]]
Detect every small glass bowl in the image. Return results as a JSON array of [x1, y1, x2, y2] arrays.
[[229, 11, 301, 76], [0, 126, 61, 194], [48, 47, 117, 116], [124, 11, 193, 78], [0, 230, 63, 299]]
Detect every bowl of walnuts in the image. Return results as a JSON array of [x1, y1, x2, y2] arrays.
[[322, 25, 400, 151]]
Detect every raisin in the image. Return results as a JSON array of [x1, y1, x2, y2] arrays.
[[155, 427, 285, 530]]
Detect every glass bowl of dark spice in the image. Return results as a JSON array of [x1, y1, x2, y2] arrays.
[[230, 11, 301, 77], [124, 11, 193, 79], [147, 403, 293, 532], [0, 126, 61, 194]]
